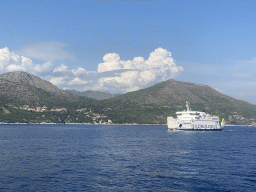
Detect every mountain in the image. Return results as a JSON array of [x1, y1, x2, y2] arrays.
[[104, 79, 256, 125], [1, 72, 256, 125], [0, 71, 77, 107], [110, 79, 227, 105], [66, 89, 119, 100]]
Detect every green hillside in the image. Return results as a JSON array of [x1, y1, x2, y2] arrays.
[[102, 79, 256, 125], [0, 72, 256, 125]]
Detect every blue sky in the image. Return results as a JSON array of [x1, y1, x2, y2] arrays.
[[1, 0, 256, 104]]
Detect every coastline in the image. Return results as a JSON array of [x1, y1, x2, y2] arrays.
[[0, 122, 255, 127], [0, 122, 166, 125]]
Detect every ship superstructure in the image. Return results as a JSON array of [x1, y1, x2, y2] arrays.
[[167, 101, 224, 130]]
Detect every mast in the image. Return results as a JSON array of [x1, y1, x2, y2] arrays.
[[186, 101, 190, 111]]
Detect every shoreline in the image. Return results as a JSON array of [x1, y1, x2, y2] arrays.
[[0, 122, 166, 125], [0, 122, 255, 127]]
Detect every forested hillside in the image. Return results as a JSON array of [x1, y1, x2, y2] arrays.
[[1, 72, 256, 125]]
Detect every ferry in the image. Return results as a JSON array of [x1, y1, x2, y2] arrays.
[[167, 101, 224, 131]]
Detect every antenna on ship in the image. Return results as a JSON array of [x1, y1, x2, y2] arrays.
[[186, 101, 190, 111]]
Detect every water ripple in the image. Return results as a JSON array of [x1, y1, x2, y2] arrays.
[[0, 125, 255, 191]]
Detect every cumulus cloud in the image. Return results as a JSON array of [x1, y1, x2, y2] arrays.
[[71, 67, 87, 76], [0, 47, 54, 74], [3, 45, 256, 104], [34, 62, 54, 73], [98, 71, 141, 92], [0, 46, 183, 93], [49, 76, 69, 86], [0, 47, 19, 70], [68, 77, 88, 85], [6, 64, 25, 72], [96, 47, 183, 92], [53, 64, 69, 73], [98, 53, 121, 72]]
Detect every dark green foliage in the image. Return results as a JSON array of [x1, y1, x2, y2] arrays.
[[0, 107, 37, 123], [103, 79, 256, 125], [1, 72, 256, 125]]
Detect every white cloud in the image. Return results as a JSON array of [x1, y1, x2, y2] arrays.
[[0, 46, 184, 94], [6, 64, 25, 72], [17, 42, 73, 62], [72, 67, 87, 76], [138, 70, 156, 85], [4, 45, 256, 104], [0, 47, 18, 70], [68, 77, 88, 85], [0, 47, 11, 62], [97, 53, 121, 73], [49, 76, 68, 86], [53, 64, 69, 73], [34, 62, 54, 73], [98, 71, 141, 92], [0, 47, 54, 74], [96, 47, 183, 92]]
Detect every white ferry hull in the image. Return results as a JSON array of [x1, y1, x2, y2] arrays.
[[175, 124, 224, 131], [167, 101, 225, 131], [177, 128, 223, 131], [167, 122, 224, 131]]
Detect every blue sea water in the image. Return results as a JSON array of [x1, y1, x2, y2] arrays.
[[0, 125, 255, 192]]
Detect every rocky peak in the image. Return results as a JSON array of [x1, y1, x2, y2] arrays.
[[0, 71, 77, 106]]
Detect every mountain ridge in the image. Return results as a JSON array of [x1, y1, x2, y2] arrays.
[[0, 71, 77, 107], [105, 79, 256, 125], [0, 71, 256, 125]]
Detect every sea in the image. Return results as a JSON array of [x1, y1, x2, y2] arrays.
[[0, 125, 255, 192]]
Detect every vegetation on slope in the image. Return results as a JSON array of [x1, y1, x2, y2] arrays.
[[1, 72, 256, 125]]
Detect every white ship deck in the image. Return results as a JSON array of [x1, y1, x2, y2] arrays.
[[167, 101, 224, 130]]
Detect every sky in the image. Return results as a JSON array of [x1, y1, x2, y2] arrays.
[[1, 0, 256, 104]]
